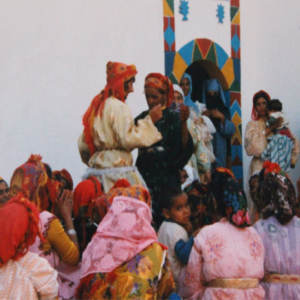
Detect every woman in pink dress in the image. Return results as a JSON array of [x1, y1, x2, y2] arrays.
[[179, 168, 265, 300], [254, 162, 300, 300]]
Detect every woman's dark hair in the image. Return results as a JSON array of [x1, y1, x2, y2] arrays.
[[209, 171, 245, 218], [0, 179, 7, 186], [267, 99, 282, 112], [160, 187, 184, 210], [209, 172, 229, 217], [253, 91, 270, 107]]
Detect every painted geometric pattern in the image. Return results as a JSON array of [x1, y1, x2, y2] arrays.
[[170, 39, 235, 89], [230, 0, 242, 181], [162, 0, 243, 181]]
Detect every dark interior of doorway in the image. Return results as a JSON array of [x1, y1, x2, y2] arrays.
[[184, 62, 209, 103], [183, 60, 229, 104]]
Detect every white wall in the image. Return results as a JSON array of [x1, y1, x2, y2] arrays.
[[0, 0, 164, 185], [1, 0, 300, 188], [241, 0, 300, 185], [174, 0, 231, 55]]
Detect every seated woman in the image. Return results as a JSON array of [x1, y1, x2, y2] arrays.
[[78, 61, 163, 192], [0, 196, 58, 300], [9, 154, 80, 300], [53, 168, 74, 191], [179, 168, 265, 300], [77, 186, 175, 300], [254, 162, 300, 300], [135, 73, 194, 227], [73, 176, 103, 254]]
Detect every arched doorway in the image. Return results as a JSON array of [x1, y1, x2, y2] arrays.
[[168, 38, 243, 181]]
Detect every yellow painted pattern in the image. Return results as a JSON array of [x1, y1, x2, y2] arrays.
[[163, 0, 174, 17], [232, 10, 240, 25], [173, 53, 188, 82], [231, 111, 242, 144], [221, 58, 234, 88]]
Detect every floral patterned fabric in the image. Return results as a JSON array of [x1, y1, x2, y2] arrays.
[[178, 218, 265, 300], [9, 154, 59, 212], [77, 243, 174, 300], [80, 196, 158, 277], [254, 216, 300, 300], [210, 168, 250, 227], [29, 211, 80, 299]]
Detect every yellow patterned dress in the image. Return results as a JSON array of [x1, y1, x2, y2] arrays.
[[77, 243, 174, 300]]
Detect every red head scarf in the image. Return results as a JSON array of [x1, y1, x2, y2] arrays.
[[73, 176, 103, 220], [10, 154, 61, 212], [53, 169, 73, 190], [144, 73, 174, 108], [82, 62, 137, 155], [0, 195, 44, 266], [251, 90, 271, 120]]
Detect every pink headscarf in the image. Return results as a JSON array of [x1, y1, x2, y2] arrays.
[[80, 196, 158, 278]]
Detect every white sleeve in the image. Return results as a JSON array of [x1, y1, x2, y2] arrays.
[[25, 252, 59, 300]]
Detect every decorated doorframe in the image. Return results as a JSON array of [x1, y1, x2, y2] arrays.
[[163, 0, 243, 182]]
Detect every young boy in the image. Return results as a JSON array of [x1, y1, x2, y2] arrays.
[[266, 99, 292, 139], [158, 187, 195, 286]]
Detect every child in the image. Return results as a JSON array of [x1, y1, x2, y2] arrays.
[[158, 187, 195, 286], [261, 99, 295, 170], [266, 99, 292, 139]]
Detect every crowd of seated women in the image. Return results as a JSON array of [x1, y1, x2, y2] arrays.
[[1, 61, 300, 300]]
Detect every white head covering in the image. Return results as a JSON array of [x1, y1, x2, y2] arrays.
[[173, 84, 184, 98]]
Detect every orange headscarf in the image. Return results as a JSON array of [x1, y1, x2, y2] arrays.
[[251, 90, 271, 120], [0, 195, 44, 266], [144, 73, 174, 108], [82, 61, 137, 155]]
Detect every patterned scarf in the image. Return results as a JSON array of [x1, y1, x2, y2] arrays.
[[210, 168, 250, 228], [0, 195, 44, 266], [144, 73, 174, 108], [258, 163, 297, 224], [53, 168, 73, 190], [82, 61, 137, 155], [80, 196, 157, 278], [10, 154, 60, 212], [89, 179, 151, 225]]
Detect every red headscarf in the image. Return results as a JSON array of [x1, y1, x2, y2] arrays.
[[10, 154, 61, 212], [53, 169, 73, 190], [251, 90, 271, 120], [0, 195, 44, 266], [73, 176, 103, 220], [82, 61, 137, 155], [144, 73, 174, 108]]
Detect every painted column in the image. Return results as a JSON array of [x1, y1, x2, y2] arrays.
[[230, 0, 243, 182], [163, 0, 176, 77]]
